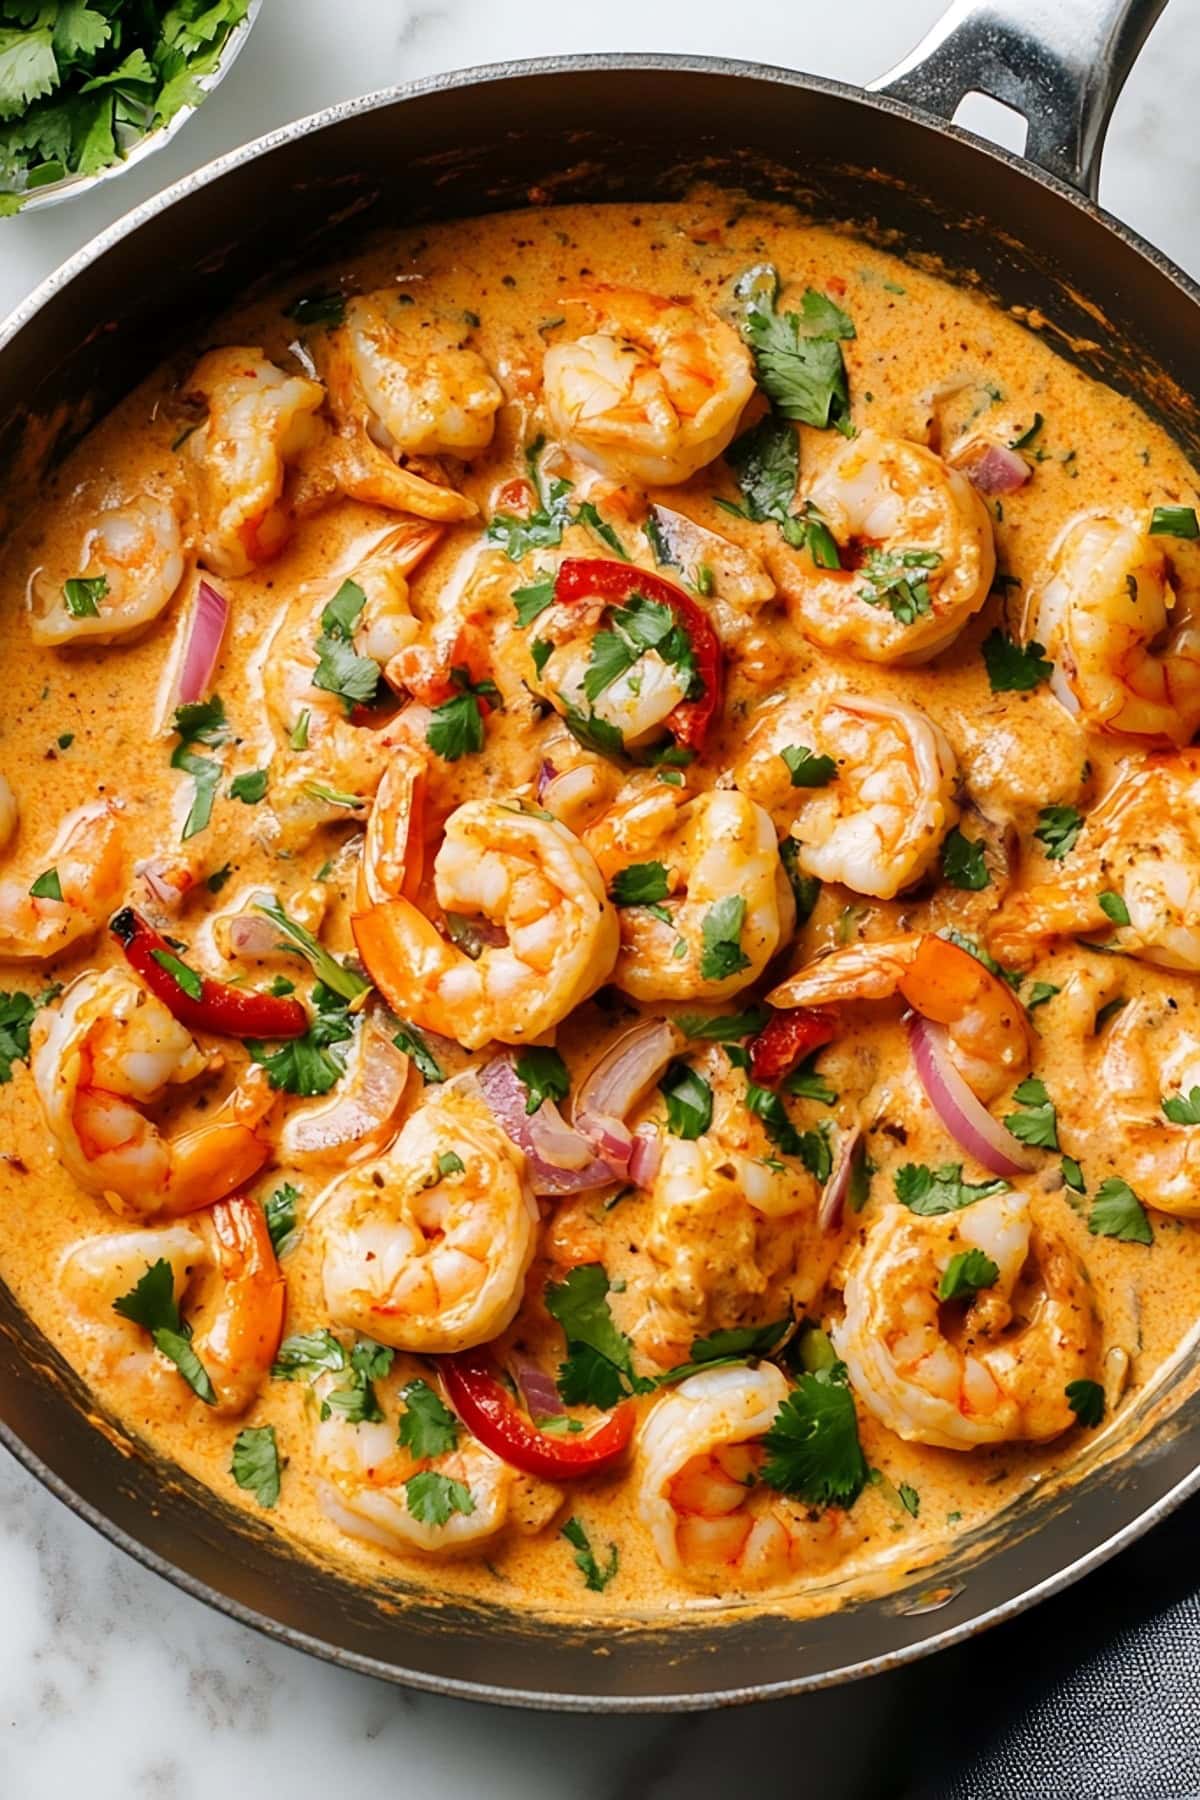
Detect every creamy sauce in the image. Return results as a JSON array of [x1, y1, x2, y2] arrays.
[[2, 191, 1199, 1621]]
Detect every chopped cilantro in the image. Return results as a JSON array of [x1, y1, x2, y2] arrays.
[[699, 894, 750, 982], [62, 574, 108, 617], [1088, 1177, 1152, 1244], [312, 580, 378, 714], [659, 1060, 713, 1139], [426, 667, 499, 762], [545, 1263, 654, 1407], [561, 1516, 619, 1591], [28, 867, 62, 902], [170, 694, 228, 841], [981, 630, 1052, 693], [1003, 1075, 1059, 1149], [405, 1471, 475, 1527], [1065, 1379, 1106, 1427], [557, 694, 626, 761], [760, 1364, 868, 1506], [150, 946, 203, 1001], [733, 264, 855, 432], [674, 1006, 768, 1042], [514, 1045, 570, 1115], [779, 838, 820, 924], [941, 827, 990, 891], [264, 1182, 301, 1258], [252, 898, 369, 1003], [231, 1425, 281, 1508], [487, 437, 573, 559], [894, 1162, 1009, 1216], [1062, 1155, 1086, 1193], [574, 500, 630, 560], [1034, 804, 1083, 860], [1149, 505, 1199, 539], [397, 1379, 459, 1459], [247, 982, 355, 1096], [1026, 981, 1060, 1009], [393, 1021, 445, 1085], [784, 1052, 838, 1105], [512, 573, 556, 627], [1098, 890, 1131, 927], [857, 546, 941, 625], [780, 744, 837, 788], [229, 768, 269, 805], [1009, 413, 1044, 450], [112, 1258, 215, 1405], [937, 1248, 1000, 1302], [0, 989, 37, 1083], [1163, 1086, 1200, 1126]]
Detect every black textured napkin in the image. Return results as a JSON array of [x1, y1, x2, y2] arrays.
[[908, 1489, 1200, 1799]]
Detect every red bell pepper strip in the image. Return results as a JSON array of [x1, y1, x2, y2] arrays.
[[111, 906, 309, 1040], [748, 1006, 838, 1086], [442, 1348, 635, 1480], [553, 557, 723, 752]]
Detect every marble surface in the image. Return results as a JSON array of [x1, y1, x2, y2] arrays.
[[2, 2, 1199, 1795]]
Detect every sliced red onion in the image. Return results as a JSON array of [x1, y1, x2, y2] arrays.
[[535, 759, 558, 802], [819, 1126, 863, 1232], [135, 856, 191, 913], [476, 1056, 617, 1194], [950, 435, 1032, 497], [628, 1126, 663, 1189], [573, 1019, 680, 1160], [909, 1015, 1038, 1177], [178, 580, 229, 704], [228, 912, 287, 959], [512, 1357, 563, 1418]]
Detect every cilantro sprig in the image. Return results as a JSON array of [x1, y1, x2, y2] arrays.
[[760, 1363, 868, 1507], [544, 1264, 655, 1408], [733, 264, 855, 432], [113, 1257, 215, 1405]]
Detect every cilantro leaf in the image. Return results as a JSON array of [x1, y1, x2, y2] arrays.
[[936, 926, 1023, 992], [1163, 1086, 1200, 1126], [514, 1045, 570, 1116], [783, 1052, 838, 1105], [62, 573, 107, 617], [231, 1425, 281, 1508], [319, 1339, 394, 1423], [0, 988, 36, 1082], [760, 1366, 868, 1507], [112, 1258, 215, 1405], [1034, 804, 1084, 860], [941, 827, 991, 891], [0, 29, 58, 124], [674, 1006, 768, 1042], [512, 573, 555, 627], [725, 413, 799, 522], [272, 1329, 347, 1382], [610, 860, 671, 907], [779, 838, 821, 924], [1062, 1155, 1087, 1193], [1088, 1177, 1152, 1244], [733, 264, 854, 431], [780, 744, 837, 788], [982, 630, 1052, 693], [894, 1162, 1010, 1216], [264, 1182, 301, 1258], [426, 667, 498, 762], [657, 1317, 792, 1385], [393, 1021, 445, 1085], [1003, 1075, 1059, 1149], [561, 1516, 619, 1591], [312, 633, 379, 714], [699, 895, 750, 982], [169, 694, 228, 841], [937, 1248, 1000, 1302], [545, 1263, 653, 1406], [1149, 505, 1199, 539], [397, 1379, 459, 1459], [150, 947, 203, 1001], [248, 981, 355, 1097], [1098, 890, 1131, 928], [1026, 981, 1060, 1009], [487, 437, 573, 560], [405, 1470, 475, 1527], [575, 500, 630, 560], [745, 1082, 830, 1176], [1066, 1378, 1106, 1428], [229, 768, 269, 805], [28, 866, 62, 901], [659, 1060, 713, 1139], [557, 694, 626, 761], [252, 899, 369, 1003], [857, 546, 940, 625]]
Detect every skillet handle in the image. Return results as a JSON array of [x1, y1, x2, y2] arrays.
[[870, 0, 1167, 197]]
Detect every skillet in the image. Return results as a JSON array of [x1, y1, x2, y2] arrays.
[[0, 0, 1197, 1712]]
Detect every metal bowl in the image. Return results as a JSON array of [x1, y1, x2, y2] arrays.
[[11, 1, 261, 215]]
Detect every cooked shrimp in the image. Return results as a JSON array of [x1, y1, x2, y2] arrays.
[[835, 1189, 1097, 1449], [317, 1078, 538, 1352], [775, 430, 996, 663], [637, 1365, 859, 1589], [543, 284, 755, 486], [28, 497, 186, 647], [1025, 515, 1200, 744], [352, 798, 619, 1049], [186, 347, 325, 576], [582, 783, 794, 1003], [319, 292, 500, 521], [280, 1019, 410, 1167], [1092, 997, 1200, 1218], [991, 752, 1200, 972], [769, 933, 1030, 1103], [31, 968, 275, 1218], [316, 1365, 558, 1557], [60, 1195, 285, 1417], [641, 1048, 836, 1360], [733, 691, 960, 899], [0, 801, 124, 963]]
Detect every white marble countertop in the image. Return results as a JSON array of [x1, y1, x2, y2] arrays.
[[2, 2, 1199, 1794]]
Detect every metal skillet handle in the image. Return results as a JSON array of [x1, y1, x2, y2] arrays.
[[871, 0, 1168, 197]]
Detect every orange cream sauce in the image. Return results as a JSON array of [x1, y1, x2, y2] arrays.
[[0, 191, 1198, 1621]]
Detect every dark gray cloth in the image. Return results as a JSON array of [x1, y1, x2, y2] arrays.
[[908, 1491, 1200, 1799]]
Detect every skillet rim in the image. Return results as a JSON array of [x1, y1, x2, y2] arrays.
[[3, 48, 1200, 1712]]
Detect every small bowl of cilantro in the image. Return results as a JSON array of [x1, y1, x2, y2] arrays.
[[0, 1, 261, 216]]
